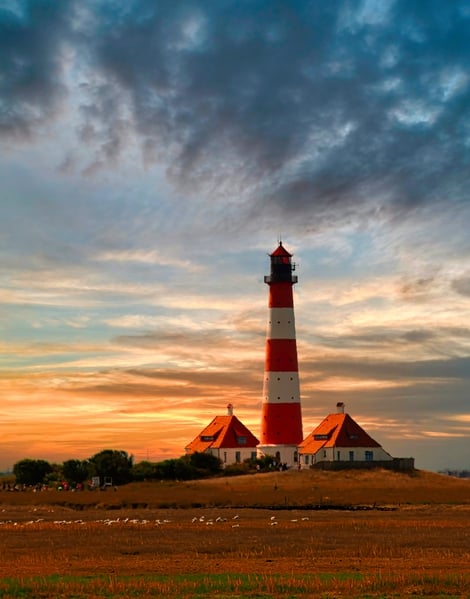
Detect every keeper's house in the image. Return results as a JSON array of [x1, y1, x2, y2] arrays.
[[298, 403, 413, 470], [185, 404, 259, 467]]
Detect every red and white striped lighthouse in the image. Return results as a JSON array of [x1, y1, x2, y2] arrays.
[[257, 241, 303, 468]]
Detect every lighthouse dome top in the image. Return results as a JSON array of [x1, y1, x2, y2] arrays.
[[270, 241, 292, 258]]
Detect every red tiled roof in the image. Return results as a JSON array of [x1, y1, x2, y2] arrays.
[[186, 415, 259, 453], [299, 413, 382, 454]]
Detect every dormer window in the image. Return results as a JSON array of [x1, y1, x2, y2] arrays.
[[201, 435, 214, 442]]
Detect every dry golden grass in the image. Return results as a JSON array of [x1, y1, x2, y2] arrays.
[[1, 469, 470, 597], [3, 467, 470, 509]]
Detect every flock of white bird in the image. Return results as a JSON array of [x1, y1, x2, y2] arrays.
[[0, 508, 312, 528]]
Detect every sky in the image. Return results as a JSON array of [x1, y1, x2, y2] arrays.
[[1, 0, 470, 473]]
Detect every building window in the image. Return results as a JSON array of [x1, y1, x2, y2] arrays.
[[365, 450, 373, 461], [201, 435, 214, 442], [337, 451, 341, 461], [294, 451, 298, 463], [349, 451, 354, 461], [223, 452, 227, 463], [304, 455, 309, 465], [323, 450, 327, 458], [235, 451, 241, 463], [237, 436, 247, 445], [251, 452, 257, 460]]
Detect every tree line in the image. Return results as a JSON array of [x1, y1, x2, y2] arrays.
[[9, 450, 271, 488]]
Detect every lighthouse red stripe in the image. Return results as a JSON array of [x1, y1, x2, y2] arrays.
[[265, 339, 298, 371], [260, 402, 303, 445], [268, 282, 294, 308]]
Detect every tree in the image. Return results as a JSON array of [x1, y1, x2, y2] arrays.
[[154, 457, 196, 480], [62, 459, 90, 485], [88, 450, 133, 485], [131, 460, 157, 481], [13, 459, 53, 486]]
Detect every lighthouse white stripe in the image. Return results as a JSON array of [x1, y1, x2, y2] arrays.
[[262, 371, 301, 403], [267, 307, 296, 339]]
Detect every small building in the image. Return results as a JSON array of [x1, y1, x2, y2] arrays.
[[185, 404, 259, 467], [298, 403, 393, 469]]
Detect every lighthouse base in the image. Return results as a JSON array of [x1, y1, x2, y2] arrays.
[[257, 444, 300, 470]]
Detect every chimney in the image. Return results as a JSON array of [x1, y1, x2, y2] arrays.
[[336, 402, 345, 414], [227, 403, 233, 416]]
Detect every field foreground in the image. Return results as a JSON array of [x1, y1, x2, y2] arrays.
[[1, 469, 470, 598]]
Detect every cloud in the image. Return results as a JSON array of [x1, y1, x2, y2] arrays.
[[452, 275, 470, 297], [302, 355, 470, 383], [0, 0, 74, 138], [399, 276, 437, 300], [2, 1, 470, 232]]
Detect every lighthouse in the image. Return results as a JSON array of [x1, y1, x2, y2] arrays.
[[257, 241, 303, 468]]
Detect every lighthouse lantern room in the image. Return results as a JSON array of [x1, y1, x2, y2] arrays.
[[257, 241, 303, 468]]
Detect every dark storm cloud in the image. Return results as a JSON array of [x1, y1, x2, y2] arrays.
[[1, 1, 470, 224], [0, 0, 74, 137]]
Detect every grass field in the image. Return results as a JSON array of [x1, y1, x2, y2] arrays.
[[1, 469, 470, 598]]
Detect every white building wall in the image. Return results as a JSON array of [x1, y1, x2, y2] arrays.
[[257, 444, 300, 469], [300, 446, 393, 469], [208, 447, 257, 466]]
